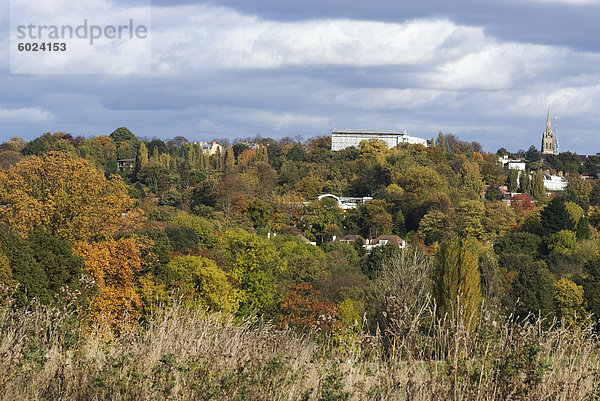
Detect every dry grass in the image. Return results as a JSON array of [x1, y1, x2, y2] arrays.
[[1, 294, 600, 400]]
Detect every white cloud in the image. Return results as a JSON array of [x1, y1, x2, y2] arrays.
[[0, 106, 54, 121]]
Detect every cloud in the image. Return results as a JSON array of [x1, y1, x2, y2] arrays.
[[0, 106, 54, 122]]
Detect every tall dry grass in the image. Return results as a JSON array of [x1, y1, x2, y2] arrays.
[[1, 252, 600, 400]]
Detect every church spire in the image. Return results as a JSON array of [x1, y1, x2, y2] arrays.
[[541, 106, 556, 155]]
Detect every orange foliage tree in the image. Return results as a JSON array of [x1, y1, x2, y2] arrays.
[[279, 283, 342, 331], [75, 237, 148, 331], [0, 151, 140, 242]]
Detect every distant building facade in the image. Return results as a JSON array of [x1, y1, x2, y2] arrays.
[[541, 108, 557, 155], [543, 174, 568, 191], [194, 141, 224, 156], [331, 129, 428, 151]]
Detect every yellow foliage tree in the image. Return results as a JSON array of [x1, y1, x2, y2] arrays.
[[0, 151, 140, 242], [75, 237, 147, 331]]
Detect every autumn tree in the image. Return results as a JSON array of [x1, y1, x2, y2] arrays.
[[279, 283, 341, 331], [433, 236, 481, 330], [482, 201, 516, 243], [0, 151, 139, 242], [75, 237, 147, 330]]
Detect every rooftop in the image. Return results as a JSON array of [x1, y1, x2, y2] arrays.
[[332, 129, 408, 135]]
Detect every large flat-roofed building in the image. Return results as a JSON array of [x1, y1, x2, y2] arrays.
[[331, 129, 428, 151]]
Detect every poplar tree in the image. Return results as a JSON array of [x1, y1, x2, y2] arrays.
[[433, 236, 481, 330]]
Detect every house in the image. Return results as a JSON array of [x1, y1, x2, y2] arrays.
[[364, 235, 405, 252], [543, 174, 568, 191], [194, 141, 224, 156], [331, 129, 428, 151], [499, 155, 526, 171], [117, 158, 136, 172]]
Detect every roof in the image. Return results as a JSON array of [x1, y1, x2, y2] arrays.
[[335, 234, 366, 243], [369, 235, 405, 246], [332, 129, 408, 136]]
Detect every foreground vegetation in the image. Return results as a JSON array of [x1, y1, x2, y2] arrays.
[[1, 290, 599, 400]]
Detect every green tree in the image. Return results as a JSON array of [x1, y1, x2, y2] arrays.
[[483, 201, 516, 243], [541, 198, 575, 236], [27, 229, 83, 294], [170, 212, 217, 248], [531, 170, 545, 200], [519, 171, 531, 194], [525, 145, 542, 162], [300, 198, 342, 244], [219, 229, 286, 316], [507, 169, 520, 193], [494, 232, 541, 258], [433, 236, 481, 330], [508, 256, 555, 321], [554, 278, 586, 326], [582, 257, 600, 326], [418, 210, 450, 245], [0, 226, 51, 304], [166, 255, 238, 313], [576, 216, 592, 240], [165, 225, 200, 252], [547, 230, 577, 256], [454, 200, 485, 239]]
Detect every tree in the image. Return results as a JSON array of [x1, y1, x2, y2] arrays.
[[547, 230, 577, 256], [27, 229, 83, 294], [519, 171, 531, 194], [433, 237, 481, 330], [525, 145, 541, 162], [0, 151, 139, 243], [507, 169, 520, 193], [582, 257, 600, 326], [137, 141, 149, 170], [219, 229, 286, 316], [482, 201, 516, 243], [300, 198, 342, 244], [279, 283, 341, 331], [110, 127, 139, 159], [0, 226, 50, 304], [170, 212, 217, 248], [554, 278, 586, 326], [165, 225, 200, 252], [540, 198, 575, 236], [576, 216, 591, 240], [418, 210, 450, 245], [166, 255, 237, 314], [531, 170, 545, 200], [454, 200, 485, 239], [75, 237, 147, 331], [508, 256, 555, 321], [494, 232, 541, 258]]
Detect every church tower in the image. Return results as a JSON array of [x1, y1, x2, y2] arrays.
[[541, 107, 557, 155]]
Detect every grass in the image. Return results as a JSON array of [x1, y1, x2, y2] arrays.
[[1, 293, 600, 401]]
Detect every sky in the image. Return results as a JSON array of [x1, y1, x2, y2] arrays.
[[2, 0, 600, 153]]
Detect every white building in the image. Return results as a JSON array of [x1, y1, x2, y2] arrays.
[[499, 155, 526, 171], [543, 174, 568, 191], [331, 129, 428, 151]]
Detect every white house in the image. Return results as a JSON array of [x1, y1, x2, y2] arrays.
[[363, 235, 406, 252], [499, 155, 526, 172], [543, 174, 568, 191]]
